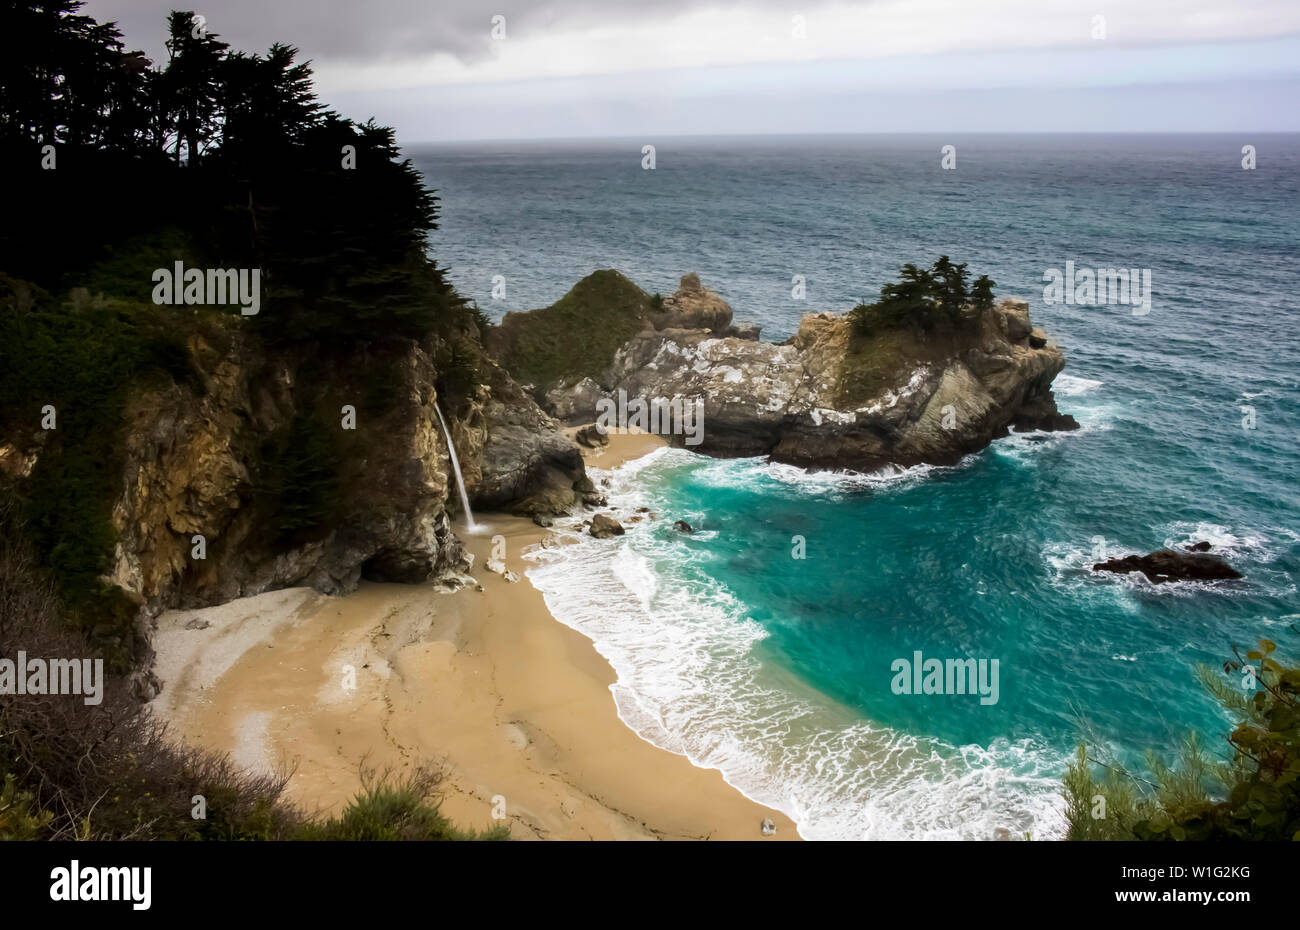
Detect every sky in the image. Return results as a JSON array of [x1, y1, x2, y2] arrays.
[[82, 0, 1300, 141]]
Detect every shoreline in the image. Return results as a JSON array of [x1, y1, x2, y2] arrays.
[[150, 429, 800, 840]]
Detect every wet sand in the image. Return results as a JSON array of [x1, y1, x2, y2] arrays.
[[150, 429, 800, 840]]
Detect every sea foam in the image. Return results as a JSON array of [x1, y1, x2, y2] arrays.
[[524, 452, 1070, 840]]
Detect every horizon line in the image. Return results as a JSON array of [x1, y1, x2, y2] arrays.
[[404, 129, 1300, 146]]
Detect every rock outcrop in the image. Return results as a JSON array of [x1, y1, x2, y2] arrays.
[[652, 273, 734, 334], [574, 424, 609, 448], [529, 272, 1078, 472], [1093, 548, 1242, 584], [470, 365, 589, 516], [104, 327, 585, 621]]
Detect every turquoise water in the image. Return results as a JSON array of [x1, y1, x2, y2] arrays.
[[415, 135, 1300, 838]]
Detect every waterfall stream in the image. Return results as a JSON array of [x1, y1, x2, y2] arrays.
[[434, 401, 481, 534]]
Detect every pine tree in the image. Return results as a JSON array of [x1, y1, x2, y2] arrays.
[[971, 274, 997, 313], [931, 255, 970, 321], [158, 10, 229, 165], [0, 1, 152, 150]]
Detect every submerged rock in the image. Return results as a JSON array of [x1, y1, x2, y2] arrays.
[[672, 520, 693, 534], [1092, 548, 1242, 584], [575, 475, 607, 507]]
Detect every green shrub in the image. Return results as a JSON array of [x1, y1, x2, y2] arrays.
[[0, 278, 205, 669], [295, 766, 507, 841], [434, 337, 483, 414], [1064, 638, 1300, 841], [255, 412, 343, 547], [850, 257, 988, 336], [495, 269, 654, 389], [0, 773, 54, 840]]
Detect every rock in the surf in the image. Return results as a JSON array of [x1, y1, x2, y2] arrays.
[[589, 513, 625, 538], [1092, 548, 1241, 584]]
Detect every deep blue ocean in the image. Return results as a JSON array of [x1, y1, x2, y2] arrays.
[[413, 135, 1300, 839]]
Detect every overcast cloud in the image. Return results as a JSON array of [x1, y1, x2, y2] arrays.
[[79, 0, 1300, 139]]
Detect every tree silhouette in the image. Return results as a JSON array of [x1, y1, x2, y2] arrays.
[[157, 10, 229, 166], [0, 1, 462, 345], [0, 1, 151, 150]]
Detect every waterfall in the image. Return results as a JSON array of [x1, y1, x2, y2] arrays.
[[434, 401, 481, 534]]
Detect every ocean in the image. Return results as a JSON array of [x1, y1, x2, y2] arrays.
[[412, 134, 1300, 839]]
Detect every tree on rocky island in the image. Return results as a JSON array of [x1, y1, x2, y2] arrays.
[[850, 257, 987, 335], [931, 255, 970, 320], [971, 274, 997, 313]]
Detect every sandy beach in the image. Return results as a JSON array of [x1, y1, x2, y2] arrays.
[[150, 429, 799, 840]]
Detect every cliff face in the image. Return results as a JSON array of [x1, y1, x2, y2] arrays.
[[469, 365, 589, 516], [103, 327, 585, 619], [519, 273, 1078, 471]]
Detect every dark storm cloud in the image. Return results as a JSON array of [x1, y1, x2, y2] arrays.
[[78, 0, 796, 64]]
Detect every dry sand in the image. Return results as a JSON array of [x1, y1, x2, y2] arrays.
[[150, 429, 799, 840]]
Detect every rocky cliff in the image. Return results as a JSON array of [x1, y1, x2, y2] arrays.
[[52, 323, 585, 663], [0, 273, 591, 696], [508, 272, 1078, 471]]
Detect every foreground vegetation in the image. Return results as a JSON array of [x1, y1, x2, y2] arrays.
[[1064, 638, 1300, 840]]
